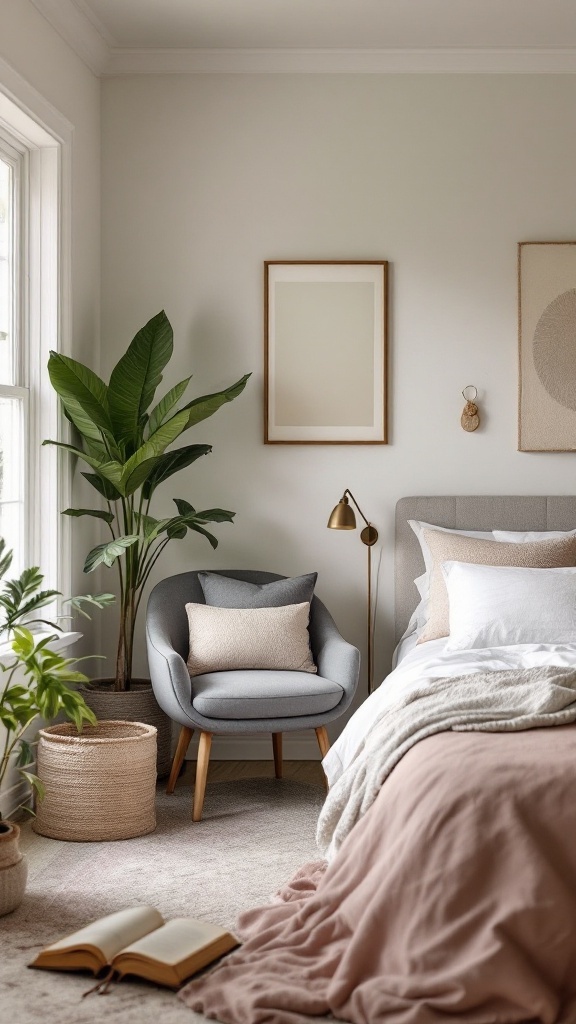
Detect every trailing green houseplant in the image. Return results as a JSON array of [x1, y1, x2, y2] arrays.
[[44, 309, 250, 691], [0, 539, 113, 820]]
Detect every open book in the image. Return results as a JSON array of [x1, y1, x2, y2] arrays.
[[29, 906, 239, 989]]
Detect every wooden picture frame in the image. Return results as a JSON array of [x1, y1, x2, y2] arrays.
[[264, 261, 388, 444], [519, 241, 576, 451]]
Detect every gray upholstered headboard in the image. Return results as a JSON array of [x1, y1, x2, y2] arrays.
[[395, 496, 576, 643]]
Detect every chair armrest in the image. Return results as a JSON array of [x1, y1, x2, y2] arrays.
[[146, 626, 193, 724], [316, 633, 360, 692], [311, 602, 360, 695]]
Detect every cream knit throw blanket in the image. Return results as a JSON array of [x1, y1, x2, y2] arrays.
[[317, 666, 576, 860]]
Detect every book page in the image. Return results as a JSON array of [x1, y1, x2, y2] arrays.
[[114, 919, 235, 967], [40, 906, 164, 965]]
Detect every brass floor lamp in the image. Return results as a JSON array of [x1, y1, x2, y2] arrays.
[[327, 490, 378, 694]]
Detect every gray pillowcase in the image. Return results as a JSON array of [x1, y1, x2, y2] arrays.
[[197, 571, 318, 609]]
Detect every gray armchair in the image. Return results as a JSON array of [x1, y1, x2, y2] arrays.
[[146, 570, 360, 820]]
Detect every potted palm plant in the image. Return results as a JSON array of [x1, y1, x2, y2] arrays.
[[43, 309, 250, 774], [0, 539, 111, 914]]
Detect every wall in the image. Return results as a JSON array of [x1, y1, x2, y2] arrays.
[[0, 0, 101, 640], [99, 72, 576, 745]]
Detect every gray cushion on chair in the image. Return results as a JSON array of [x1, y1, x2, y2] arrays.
[[191, 669, 343, 720], [197, 571, 318, 608]]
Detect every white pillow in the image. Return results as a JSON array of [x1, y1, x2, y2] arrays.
[[442, 561, 576, 651], [409, 572, 428, 630], [185, 601, 317, 677], [408, 521, 493, 634], [493, 529, 576, 543]]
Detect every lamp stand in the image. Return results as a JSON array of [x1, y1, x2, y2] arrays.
[[360, 524, 378, 694], [328, 489, 379, 694]]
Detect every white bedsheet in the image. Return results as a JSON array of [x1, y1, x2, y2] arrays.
[[323, 637, 576, 787]]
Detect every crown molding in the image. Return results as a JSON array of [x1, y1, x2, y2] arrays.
[[21, 5, 576, 79], [29, 0, 111, 76], [105, 46, 576, 76]]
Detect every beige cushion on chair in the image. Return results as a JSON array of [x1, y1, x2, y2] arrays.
[[185, 601, 317, 676], [419, 530, 576, 643]]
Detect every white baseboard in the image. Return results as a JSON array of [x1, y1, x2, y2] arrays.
[[0, 778, 32, 821], [184, 732, 320, 761]]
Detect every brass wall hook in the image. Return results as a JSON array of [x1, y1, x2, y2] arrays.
[[461, 386, 480, 432]]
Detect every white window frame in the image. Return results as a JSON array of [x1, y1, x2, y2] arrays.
[[0, 60, 73, 596], [0, 130, 29, 574]]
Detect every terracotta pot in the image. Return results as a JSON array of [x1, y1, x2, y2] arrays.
[[0, 820, 27, 916], [78, 679, 172, 777]]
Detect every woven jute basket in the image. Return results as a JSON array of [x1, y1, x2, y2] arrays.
[[78, 680, 172, 778], [33, 721, 157, 842]]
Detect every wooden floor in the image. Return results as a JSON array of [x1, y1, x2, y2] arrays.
[[186, 759, 325, 788]]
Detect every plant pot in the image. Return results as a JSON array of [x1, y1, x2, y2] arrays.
[[33, 721, 157, 842], [78, 679, 172, 778], [0, 821, 27, 916]]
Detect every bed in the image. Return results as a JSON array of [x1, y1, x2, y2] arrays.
[[180, 497, 576, 1024]]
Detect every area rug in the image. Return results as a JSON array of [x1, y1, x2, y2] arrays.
[[0, 777, 325, 1024]]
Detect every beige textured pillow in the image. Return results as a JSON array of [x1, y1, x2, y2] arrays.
[[419, 530, 576, 643], [185, 601, 317, 676]]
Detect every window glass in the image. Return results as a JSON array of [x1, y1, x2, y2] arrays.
[[0, 103, 65, 597], [0, 149, 25, 575], [0, 394, 24, 575]]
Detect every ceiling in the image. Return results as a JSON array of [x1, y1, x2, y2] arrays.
[[30, 0, 576, 75]]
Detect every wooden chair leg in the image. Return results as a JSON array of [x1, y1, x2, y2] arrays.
[[315, 726, 330, 792], [193, 731, 213, 822], [315, 725, 330, 758], [272, 732, 283, 779], [166, 726, 193, 794]]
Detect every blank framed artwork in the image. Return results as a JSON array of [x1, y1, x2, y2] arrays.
[[264, 261, 388, 444], [519, 241, 576, 451]]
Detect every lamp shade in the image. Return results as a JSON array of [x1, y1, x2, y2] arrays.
[[327, 497, 356, 530]]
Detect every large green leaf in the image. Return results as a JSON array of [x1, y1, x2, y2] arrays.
[[42, 438, 100, 468], [147, 376, 192, 437], [94, 461, 126, 493], [121, 457, 165, 498], [47, 352, 113, 438], [43, 441, 124, 493], [180, 373, 251, 431], [194, 508, 235, 523], [173, 498, 194, 515], [81, 472, 122, 502], [108, 310, 173, 448], [118, 409, 190, 495], [159, 503, 232, 548], [172, 499, 234, 524], [83, 536, 139, 573], [141, 444, 211, 500], [62, 508, 115, 525], [134, 512, 174, 543], [186, 523, 219, 548], [166, 523, 187, 540]]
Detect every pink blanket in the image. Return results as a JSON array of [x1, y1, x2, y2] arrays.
[[180, 726, 576, 1023]]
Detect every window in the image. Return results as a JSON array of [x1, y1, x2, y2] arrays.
[[0, 138, 27, 576], [0, 66, 72, 595]]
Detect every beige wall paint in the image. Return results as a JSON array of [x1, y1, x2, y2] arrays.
[[0, 0, 101, 650], [96, 72, 576, 739]]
